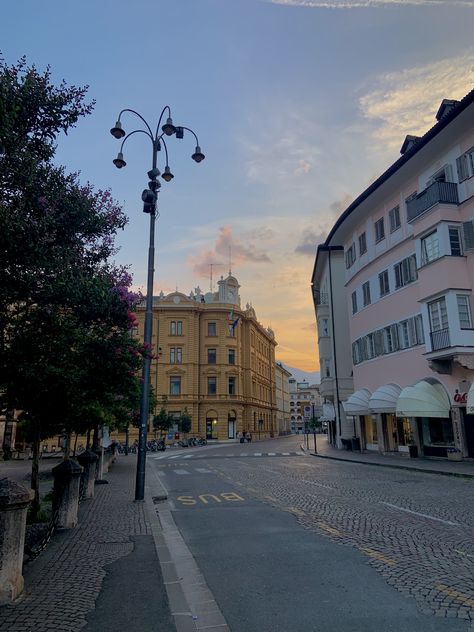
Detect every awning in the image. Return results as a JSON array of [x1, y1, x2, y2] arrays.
[[396, 379, 450, 418], [369, 384, 402, 414], [467, 383, 474, 415], [319, 403, 335, 422], [343, 389, 372, 416]]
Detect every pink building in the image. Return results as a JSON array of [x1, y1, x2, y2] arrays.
[[317, 91, 474, 458]]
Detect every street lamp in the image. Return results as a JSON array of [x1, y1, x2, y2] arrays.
[[110, 106, 204, 501]]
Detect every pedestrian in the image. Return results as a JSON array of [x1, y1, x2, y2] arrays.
[[245, 431, 251, 443]]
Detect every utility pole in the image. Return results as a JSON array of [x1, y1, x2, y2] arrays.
[[208, 263, 224, 292]]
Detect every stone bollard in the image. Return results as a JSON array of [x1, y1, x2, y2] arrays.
[[52, 459, 83, 529], [77, 449, 99, 499], [0, 478, 32, 604], [94, 447, 105, 481]]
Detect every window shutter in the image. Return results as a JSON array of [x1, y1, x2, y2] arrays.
[[456, 156, 468, 182], [463, 220, 474, 251], [390, 324, 399, 351], [409, 254, 417, 281], [374, 330, 383, 356]]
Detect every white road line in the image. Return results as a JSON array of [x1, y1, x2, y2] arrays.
[[282, 452, 290, 456], [173, 469, 190, 475], [268, 452, 276, 456], [182, 454, 193, 459], [301, 479, 332, 489], [240, 453, 248, 457], [167, 454, 183, 459], [381, 502, 459, 526], [253, 453, 262, 456], [195, 468, 213, 473]]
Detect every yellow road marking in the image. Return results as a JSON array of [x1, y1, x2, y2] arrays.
[[454, 549, 474, 559], [264, 495, 278, 502], [317, 521, 343, 537], [436, 584, 474, 608], [358, 547, 396, 566], [287, 506, 306, 517]]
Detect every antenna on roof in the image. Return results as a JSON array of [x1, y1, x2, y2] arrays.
[[208, 263, 224, 292]]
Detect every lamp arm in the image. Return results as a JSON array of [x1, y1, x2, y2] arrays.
[[180, 126, 200, 146], [155, 105, 172, 139], [119, 129, 154, 154], [118, 109, 154, 138], [161, 137, 169, 165]]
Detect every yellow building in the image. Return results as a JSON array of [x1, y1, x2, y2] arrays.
[[135, 274, 277, 440]]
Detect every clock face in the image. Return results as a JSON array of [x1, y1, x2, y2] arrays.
[[227, 289, 235, 300]]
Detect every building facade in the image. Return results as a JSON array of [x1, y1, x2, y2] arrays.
[[135, 275, 278, 441], [311, 247, 355, 446], [317, 92, 474, 457], [289, 379, 322, 434], [275, 363, 292, 435]]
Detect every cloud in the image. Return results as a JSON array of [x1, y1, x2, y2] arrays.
[[294, 194, 353, 255], [359, 54, 474, 149], [266, 0, 474, 8], [189, 225, 271, 277]]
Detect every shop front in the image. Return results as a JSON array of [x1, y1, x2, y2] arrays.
[[396, 378, 454, 458], [368, 384, 412, 454], [343, 389, 374, 450]]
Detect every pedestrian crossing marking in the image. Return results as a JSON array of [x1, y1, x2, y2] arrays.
[[174, 469, 190, 475], [149, 451, 303, 461]]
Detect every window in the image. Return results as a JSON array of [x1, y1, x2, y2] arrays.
[[345, 243, 356, 269], [457, 295, 472, 329], [358, 232, 367, 255], [383, 325, 399, 354], [228, 376, 236, 395], [323, 359, 330, 378], [170, 376, 181, 395], [362, 281, 371, 307], [394, 255, 417, 289], [170, 320, 183, 335], [379, 270, 390, 297], [456, 148, 474, 182], [421, 231, 440, 265], [351, 291, 358, 314], [319, 318, 329, 337], [170, 347, 182, 364], [389, 206, 401, 232], [207, 322, 217, 336], [207, 376, 217, 395], [207, 348, 216, 364], [375, 218, 385, 243], [228, 348, 235, 364], [428, 297, 448, 332], [414, 314, 425, 344], [449, 226, 462, 256]]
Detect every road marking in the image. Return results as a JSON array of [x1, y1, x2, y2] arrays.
[[359, 547, 397, 566], [436, 584, 474, 607], [381, 502, 459, 526], [240, 453, 248, 457], [316, 521, 342, 537], [182, 454, 194, 459], [268, 452, 276, 456], [174, 469, 190, 475], [287, 506, 306, 517], [176, 492, 245, 506], [167, 454, 183, 459], [264, 495, 278, 502], [195, 468, 213, 473], [253, 453, 262, 456], [454, 549, 474, 559], [301, 479, 332, 490], [282, 452, 290, 456]]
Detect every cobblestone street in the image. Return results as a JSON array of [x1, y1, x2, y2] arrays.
[[206, 440, 474, 626]]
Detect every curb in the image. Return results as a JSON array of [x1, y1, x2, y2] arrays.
[[310, 452, 474, 480]]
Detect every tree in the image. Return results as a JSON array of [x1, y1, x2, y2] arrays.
[[0, 58, 143, 514], [153, 396, 172, 438], [180, 408, 192, 437]]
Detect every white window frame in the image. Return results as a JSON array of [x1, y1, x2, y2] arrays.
[[421, 231, 440, 266], [389, 206, 401, 233], [351, 291, 358, 314], [379, 270, 390, 297], [456, 294, 472, 329], [375, 218, 385, 243], [362, 281, 371, 306], [428, 297, 448, 332], [358, 232, 367, 255], [449, 225, 463, 256]]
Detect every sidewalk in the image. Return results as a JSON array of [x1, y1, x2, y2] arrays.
[[0, 456, 176, 632], [302, 434, 474, 479]]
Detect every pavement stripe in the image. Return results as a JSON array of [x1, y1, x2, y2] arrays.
[[282, 452, 290, 456], [240, 453, 248, 457], [436, 584, 474, 608], [253, 453, 262, 456], [182, 454, 194, 459], [195, 468, 213, 473], [173, 470, 190, 475], [358, 547, 397, 566], [381, 502, 459, 526], [268, 452, 276, 456]]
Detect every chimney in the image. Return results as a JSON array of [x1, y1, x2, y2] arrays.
[[400, 135, 421, 155], [435, 99, 460, 121]]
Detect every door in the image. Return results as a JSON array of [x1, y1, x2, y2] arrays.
[[228, 420, 235, 439], [463, 410, 474, 457]]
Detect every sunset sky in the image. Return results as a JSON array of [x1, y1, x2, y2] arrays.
[[2, 0, 474, 373]]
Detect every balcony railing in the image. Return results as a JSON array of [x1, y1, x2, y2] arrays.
[[407, 181, 459, 222], [430, 328, 451, 351], [314, 290, 329, 305]]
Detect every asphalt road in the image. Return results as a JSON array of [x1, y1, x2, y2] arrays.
[[148, 435, 474, 631]]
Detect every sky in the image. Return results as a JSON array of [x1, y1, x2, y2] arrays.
[[1, 0, 474, 374]]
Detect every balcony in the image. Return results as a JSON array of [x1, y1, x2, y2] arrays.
[[430, 328, 451, 351], [314, 290, 329, 305], [407, 181, 459, 222]]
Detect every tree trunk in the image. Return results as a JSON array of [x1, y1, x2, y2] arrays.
[[30, 420, 41, 519], [86, 428, 91, 449], [63, 429, 71, 460]]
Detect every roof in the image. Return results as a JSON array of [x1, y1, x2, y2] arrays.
[[324, 88, 474, 247]]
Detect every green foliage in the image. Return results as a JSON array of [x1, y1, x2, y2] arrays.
[[308, 416, 322, 432], [179, 408, 192, 436], [153, 396, 171, 436]]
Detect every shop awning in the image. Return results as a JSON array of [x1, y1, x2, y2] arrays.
[[467, 383, 474, 415], [319, 403, 335, 422], [396, 379, 451, 418], [342, 389, 372, 416], [369, 384, 402, 414]]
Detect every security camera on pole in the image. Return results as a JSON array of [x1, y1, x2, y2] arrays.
[[110, 107, 204, 501]]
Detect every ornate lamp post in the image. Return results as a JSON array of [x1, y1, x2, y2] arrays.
[[110, 107, 204, 501]]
